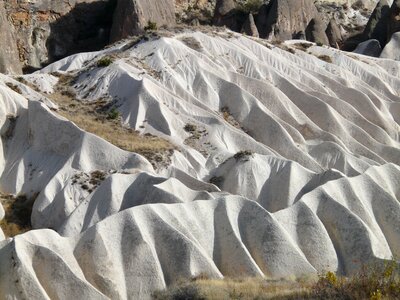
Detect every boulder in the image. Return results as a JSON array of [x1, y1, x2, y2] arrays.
[[257, 0, 319, 41], [326, 19, 342, 48], [380, 31, 400, 60], [388, 0, 400, 39], [0, 2, 22, 74], [241, 13, 259, 37], [353, 39, 382, 57], [305, 17, 330, 45], [363, 0, 391, 47], [110, 0, 176, 42]]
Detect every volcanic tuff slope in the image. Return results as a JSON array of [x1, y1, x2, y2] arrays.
[[0, 30, 399, 299]]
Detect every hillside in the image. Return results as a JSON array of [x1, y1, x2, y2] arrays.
[[0, 29, 399, 299]]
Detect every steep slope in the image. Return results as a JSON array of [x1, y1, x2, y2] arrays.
[[0, 30, 399, 299]]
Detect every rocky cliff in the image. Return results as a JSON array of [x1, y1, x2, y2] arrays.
[[0, 0, 394, 74]]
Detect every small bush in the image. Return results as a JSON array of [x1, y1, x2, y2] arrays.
[[107, 107, 120, 120], [144, 20, 158, 31], [317, 55, 333, 63], [238, 0, 263, 14], [5, 82, 22, 94], [312, 260, 400, 299], [97, 56, 114, 68], [184, 123, 197, 133], [234, 150, 253, 161]]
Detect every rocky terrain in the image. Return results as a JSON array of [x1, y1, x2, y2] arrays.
[[0, 0, 398, 74], [0, 28, 399, 298], [0, 0, 400, 299]]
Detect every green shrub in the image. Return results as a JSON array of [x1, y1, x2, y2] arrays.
[[238, 0, 263, 14], [144, 20, 158, 31], [97, 56, 114, 67], [107, 107, 120, 120]]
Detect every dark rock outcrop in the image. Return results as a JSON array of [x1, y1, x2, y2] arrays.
[[305, 17, 329, 45], [257, 0, 319, 41], [110, 0, 176, 42], [363, 0, 391, 46], [241, 13, 259, 37], [0, 2, 21, 74], [353, 39, 382, 57], [213, 0, 246, 32]]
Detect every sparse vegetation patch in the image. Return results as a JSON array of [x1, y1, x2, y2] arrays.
[[234, 150, 253, 162], [317, 54, 333, 63], [97, 56, 114, 68], [0, 193, 37, 237], [47, 73, 176, 170]]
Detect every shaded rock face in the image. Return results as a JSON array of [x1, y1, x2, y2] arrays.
[[213, 0, 246, 31], [353, 38, 382, 56], [4, 0, 117, 71], [363, 0, 391, 46], [257, 0, 319, 41], [305, 17, 330, 45], [326, 19, 343, 48], [110, 0, 176, 42], [0, 2, 21, 74], [242, 13, 259, 37]]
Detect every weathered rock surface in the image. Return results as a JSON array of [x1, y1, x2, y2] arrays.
[[353, 38, 383, 56], [257, 0, 320, 40], [0, 29, 400, 299], [241, 13, 259, 37], [0, 2, 22, 74], [326, 19, 343, 47], [363, 0, 392, 46], [306, 17, 330, 45], [380, 31, 400, 59], [110, 0, 176, 42], [3, 0, 116, 70]]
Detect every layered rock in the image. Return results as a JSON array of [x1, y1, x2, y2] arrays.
[[0, 2, 22, 74], [110, 0, 176, 42]]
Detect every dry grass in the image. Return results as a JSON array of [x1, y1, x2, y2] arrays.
[[47, 74, 176, 169], [317, 55, 333, 63], [0, 193, 36, 237], [153, 276, 314, 300], [153, 261, 400, 300]]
